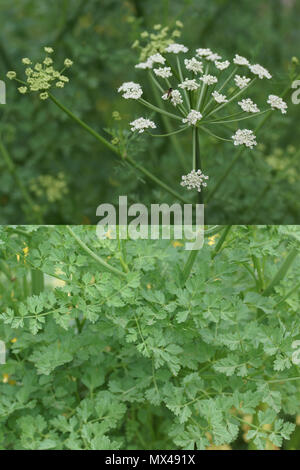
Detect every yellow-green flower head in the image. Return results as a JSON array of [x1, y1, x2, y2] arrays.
[[8, 46, 72, 97], [18, 86, 27, 94], [6, 71, 16, 80], [64, 58, 73, 68], [40, 92, 49, 100]]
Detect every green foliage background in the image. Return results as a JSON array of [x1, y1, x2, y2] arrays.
[[0, 0, 300, 224], [0, 225, 300, 450]]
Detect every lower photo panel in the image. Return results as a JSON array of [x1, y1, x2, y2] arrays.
[[0, 225, 300, 451]]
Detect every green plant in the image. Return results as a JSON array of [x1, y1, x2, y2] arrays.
[[0, 225, 299, 450]]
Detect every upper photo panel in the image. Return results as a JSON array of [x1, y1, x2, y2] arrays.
[[0, 0, 299, 224]]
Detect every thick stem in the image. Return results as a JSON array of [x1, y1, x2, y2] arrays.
[[181, 249, 199, 286], [31, 269, 45, 295], [212, 225, 232, 258], [66, 226, 127, 278]]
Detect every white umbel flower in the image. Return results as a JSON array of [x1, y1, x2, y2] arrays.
[[181, 169, 209, 192], [135, 53, 166, 70], [165, 43, 188, 53], [135, 59, 153, 69], [154, 67, 172, 78], [184, 57, 203, 74], [130, 117, 156, 133], [162, 89, 183, 106], [178, 78, 200, 91], [212, 91, 228, 103], [267, 94, 288, 114], [118, 81, 143, 99], [200, 74, 218, 85], [238, 98, 260, 113], [149, 53, 166, 64], [233, 54, 250, 66], [249, 64, 272, 79], [196, 48, 213, 57], [215, 60, 230, 70], [182, 109, 202, 126], [232, 129, 257, 149], [234, 75, 251, 89], [206, 53, 222, 62]]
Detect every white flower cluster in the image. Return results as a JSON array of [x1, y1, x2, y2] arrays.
[[215, 60, 230, 70], [178, 78, 199, 91], [233, 55, 272, 79], [200, 74, 218, 85], [267, 94, 288, 114], [184, 57, 203, 74], [154, 67, 172, 78], [135, 53, 166, 69], [130, 117, 156, 133], [162, 89, 183, 106], [180, 169, 209, 192], [182, 109, 202, 126], [232, 129, 257, 149], [212, 91, 228, 103], [234, 75, 251, 89], [165, 43, 188, 54], [118, 82, 143, 99], [238, 98, 260, 113]]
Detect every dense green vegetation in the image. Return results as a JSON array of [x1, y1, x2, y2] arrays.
[[0, 225, 300, 450]]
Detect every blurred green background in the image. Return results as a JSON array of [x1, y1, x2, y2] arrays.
[[0, 0, 299, 224]]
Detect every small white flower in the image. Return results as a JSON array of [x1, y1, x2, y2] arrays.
[[149, 53, 166, 64], [22, 58, 31, 65], [182, 109, 202, 126], [234, 74, 251, 89], [6, 71, 16, 80], [178, 78, 200, 91], [135, 59, 153, 69], [130, 117, 156, 133], [162, 89, 183, 106], [44, 47, 54, 54], [249, 63, 272, 79], [165, 43, 188, 54], [206, 53, 222, 62], [238, 98, 260, 113], [212, 91, 228, 103], [232, 129, 257, 149], [154, 66, 172, 78], [215, 60, 230, 70], [181, 169, 209, 192], [200, 74, 218, 85], [196, 48, 212, 57], [118, 81, 143, 99], [267, 94, 287, 114], [184, 57, 203, 74], [233, 54, 250, 66]]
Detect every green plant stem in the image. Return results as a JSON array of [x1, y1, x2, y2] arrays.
[[31, 269, 45, 295], [212, 225, 232, 258], [192, 126, 203, 204], [48, 93, 187, 204], [0, 140, 43, 224], [66, 226, 127, 278], [262, 247, 298, 297], [181, 250, 199, 286], [149, 72, 188, 170]]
